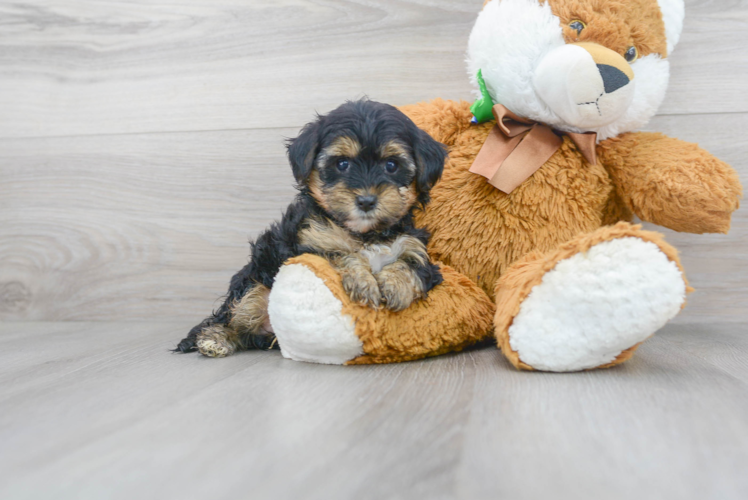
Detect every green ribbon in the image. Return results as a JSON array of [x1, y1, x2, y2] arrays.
[[470, 69, 496, 124]]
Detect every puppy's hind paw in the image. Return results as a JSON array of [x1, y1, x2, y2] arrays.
[[196, 325, 238, 358]]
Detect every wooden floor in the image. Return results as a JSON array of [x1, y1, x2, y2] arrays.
[[1, 321, 747, 500], [1, 1, 747, 498]]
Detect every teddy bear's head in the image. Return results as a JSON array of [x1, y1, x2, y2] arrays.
[[467, 0, 684, 140]]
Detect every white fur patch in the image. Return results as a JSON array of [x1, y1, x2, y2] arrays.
[[345, 216, 378, 233], [268, 264, 363, 365], [533, 44, 636, 130], [508, 237, 687, 372], [360, 235, 414, 273], [468, 0, 565, 129], [657, 0, 685, 54], [467, 0, 672, 140], [361, 246, 398, 274]]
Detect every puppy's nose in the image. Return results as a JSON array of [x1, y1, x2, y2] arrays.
[[355, 195, 378, 213]]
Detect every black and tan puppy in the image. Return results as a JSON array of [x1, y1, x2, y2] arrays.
[[175, 99, 447, 358]]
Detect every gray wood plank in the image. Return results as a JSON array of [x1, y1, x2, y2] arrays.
[[0, 0, 746, 138], [0, 321, 746, 500], [0, 0, 479, 138], [1, 113, 745, 322], [0, 322, 266, 483], [664, 0, 748, 116], [0, 128, 297, 321], [456, 323, 748, 500]]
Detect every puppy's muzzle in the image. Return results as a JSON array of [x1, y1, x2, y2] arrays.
[[533, 42, 636, 129], [355, 195, 378, 213]]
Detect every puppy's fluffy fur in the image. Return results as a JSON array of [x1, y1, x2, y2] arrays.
[[176, 100, 447, 357]]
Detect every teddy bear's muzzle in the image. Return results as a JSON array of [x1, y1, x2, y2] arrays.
[[533, 42, 636, 130]]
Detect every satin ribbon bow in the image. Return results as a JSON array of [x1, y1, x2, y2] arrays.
[[469, 104, 598, 194]]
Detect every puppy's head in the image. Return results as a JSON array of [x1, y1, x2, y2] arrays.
[[287, 99, 446, 234]]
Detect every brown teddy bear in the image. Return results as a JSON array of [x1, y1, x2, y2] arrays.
[[266, 0, 742, 371]]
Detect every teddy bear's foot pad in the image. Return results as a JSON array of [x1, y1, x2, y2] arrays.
[[268, 263, 364, 365], [508, 237, 687, 372]]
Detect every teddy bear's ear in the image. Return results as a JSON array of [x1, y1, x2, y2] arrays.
[[657, 0, 685, 55], [412, 128, 447, 195], [286, 118, 322, 183]]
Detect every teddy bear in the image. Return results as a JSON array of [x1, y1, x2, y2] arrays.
[[263, 0, 742, 371]]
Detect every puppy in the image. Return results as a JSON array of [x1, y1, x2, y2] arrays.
[[175, 99, 447, 358]]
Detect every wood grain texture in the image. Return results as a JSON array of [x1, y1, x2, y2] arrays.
[[0, 128, 296, 320], [0, 0, 479, 138], [0, 321, 746, 500], [0, 0, 747, 138]]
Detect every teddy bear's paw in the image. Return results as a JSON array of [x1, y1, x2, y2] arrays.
[[267, 263, 363, 365], [507, 237, 687, 372]]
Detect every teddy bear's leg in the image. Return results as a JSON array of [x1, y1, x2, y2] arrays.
[[267, 255, 494, 365], [495, 222, 691, 372]]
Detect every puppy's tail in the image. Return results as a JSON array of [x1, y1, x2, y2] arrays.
[[172, 319, 211, 353]]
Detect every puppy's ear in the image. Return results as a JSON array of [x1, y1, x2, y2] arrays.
[[287, 119, 321, 183], [413, 129, 447, 194]]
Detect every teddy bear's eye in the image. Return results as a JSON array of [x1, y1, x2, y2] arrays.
[[624, 46, 639, 63], [569, 20, 586, 35]]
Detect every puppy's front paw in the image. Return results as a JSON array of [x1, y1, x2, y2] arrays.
[[377, 261, 423, 312], [342, 271, 382, 309], [196, 325, 238, 358]]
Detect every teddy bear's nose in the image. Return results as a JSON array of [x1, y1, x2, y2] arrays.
[[597, 64, 631, 94], [533, 41, 637, 129]]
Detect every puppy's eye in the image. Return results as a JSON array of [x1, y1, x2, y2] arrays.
[[569, 20, 586, 35], [385, 160, 398, 174], [624, 46, 639, 63], [336, 159, 350, 172]]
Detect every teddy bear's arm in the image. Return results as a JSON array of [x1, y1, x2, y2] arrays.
[[598, 132, 742, 234], [399, 99, 475, 147]]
